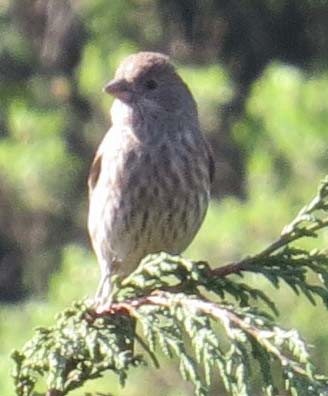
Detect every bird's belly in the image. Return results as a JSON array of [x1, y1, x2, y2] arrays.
[[104, 188, 208, 276], [88, 144, 210, 277], [89, 176, 208, 274]]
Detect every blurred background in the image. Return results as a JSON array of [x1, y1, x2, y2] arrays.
[[1, 0, 328, 395]]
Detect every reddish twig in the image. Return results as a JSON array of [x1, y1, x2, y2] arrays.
[[93, 292, 312, 379]]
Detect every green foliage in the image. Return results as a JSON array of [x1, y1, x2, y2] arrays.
[[12, 178, 328, 396], [12, 302, 141, 396], [233, 64, 328, 199], [0, 100, 80, 211]]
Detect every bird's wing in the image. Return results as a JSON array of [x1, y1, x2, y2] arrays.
[[88, 130, 113, 193], [88, 151, 102, 192], [205, 139, 215, 185]]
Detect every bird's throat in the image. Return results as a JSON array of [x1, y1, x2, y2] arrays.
[[110, 99, 136, 126]]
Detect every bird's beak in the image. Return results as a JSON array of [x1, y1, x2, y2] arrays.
[[103, 78, 133, 103]]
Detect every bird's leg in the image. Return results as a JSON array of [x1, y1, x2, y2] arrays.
[[94, 260, 113, 313], [95, 271, 111, 301]]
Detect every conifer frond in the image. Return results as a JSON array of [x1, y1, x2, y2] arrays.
[[12, 177, 328, 396]]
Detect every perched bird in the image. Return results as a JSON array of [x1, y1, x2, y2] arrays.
[[88, 52, 214, 310]]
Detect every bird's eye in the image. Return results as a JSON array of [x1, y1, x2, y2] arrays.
[[145, 79, 158, 90]]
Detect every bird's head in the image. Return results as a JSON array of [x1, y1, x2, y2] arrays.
[[104, 52, 197, 119]]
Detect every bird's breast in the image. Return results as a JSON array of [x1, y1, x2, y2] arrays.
[[88, 126, 211, 275]]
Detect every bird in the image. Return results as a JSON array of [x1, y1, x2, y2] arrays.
[[87, 51, 214, 311]]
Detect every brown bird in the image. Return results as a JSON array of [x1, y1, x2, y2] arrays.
[[88, 52, 214, 310]]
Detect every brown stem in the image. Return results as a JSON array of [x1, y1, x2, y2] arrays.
[[211, 259, 250, 277], [212, 218, 328, 278], [106, 293, 312, 379], [46, 390, 63, 396]]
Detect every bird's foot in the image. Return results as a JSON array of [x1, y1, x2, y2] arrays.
[[94, 299, 113, 314]]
